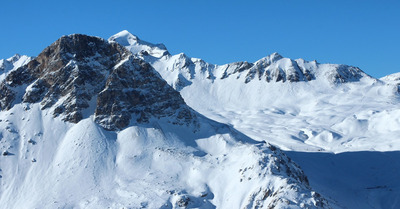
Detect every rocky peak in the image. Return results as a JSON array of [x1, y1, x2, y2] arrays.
[[259, 52, 283, 64], [0, 34, 198, 131], [244, 53, 312, 83], [326, 64, 367, 84]]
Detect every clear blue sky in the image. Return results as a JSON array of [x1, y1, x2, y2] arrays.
[[1, 0, 399, 78]]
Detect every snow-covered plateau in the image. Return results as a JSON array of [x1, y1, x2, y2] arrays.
[[0, 30, 399, 208]]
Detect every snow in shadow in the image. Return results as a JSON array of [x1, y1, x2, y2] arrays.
[[285, 150, 400, 209]]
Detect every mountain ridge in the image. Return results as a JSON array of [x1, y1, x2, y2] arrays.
[[110, 31, 373, 87]]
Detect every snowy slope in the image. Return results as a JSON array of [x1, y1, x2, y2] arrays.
[[0, 104, 330, 209], [110, 30, 400, 209], [0, 34, 331, 209]]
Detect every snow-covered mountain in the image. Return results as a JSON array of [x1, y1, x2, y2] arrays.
[[1, 30, 399, 209], [111, 30, 400, 209], [109, 31, 370, 88], [0, 34, 331, 208]]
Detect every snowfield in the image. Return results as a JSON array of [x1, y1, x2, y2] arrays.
[[0, 103, 328, 209]]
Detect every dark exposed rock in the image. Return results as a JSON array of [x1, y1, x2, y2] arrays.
[[176, 196, 190, 207], [0, 34, 198, 131], [329, 65, 365, 84], [245, 56, 316, 83], [220, 61, 253, 79], [94, 55, 197, 130]]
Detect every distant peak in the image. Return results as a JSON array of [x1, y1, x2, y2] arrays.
[[108, 30, 139, 46], [255, 52, 284, 65], [116, 30, 137, 38], [178, 53, 188, 59], [109, 30, 169, 58], [6, 54, 22, 62], [269, 52, 283, 61]]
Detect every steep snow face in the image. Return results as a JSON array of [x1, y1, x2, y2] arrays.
[[0, 104, 330, 209], [0, 54, 32, 82], [0, 34, 197, 131]]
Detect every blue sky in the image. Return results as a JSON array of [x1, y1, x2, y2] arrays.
[[1, 0, 399, 78]]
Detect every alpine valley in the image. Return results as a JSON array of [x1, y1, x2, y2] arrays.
[[0, 31, 399, 209]]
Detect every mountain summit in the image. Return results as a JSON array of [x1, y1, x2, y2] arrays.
[[0, 34, 197, 130], [108, 30, 169, 58]]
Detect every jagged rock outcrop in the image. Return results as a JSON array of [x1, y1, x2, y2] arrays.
[[0, 34, 198, 130], [244, 52, 309, 83], [94, 55, 197, 130]]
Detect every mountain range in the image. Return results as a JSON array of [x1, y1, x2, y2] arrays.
[[0, 30, 399, 209]]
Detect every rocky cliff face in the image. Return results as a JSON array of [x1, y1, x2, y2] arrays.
[[0, 34, 198, 130]]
